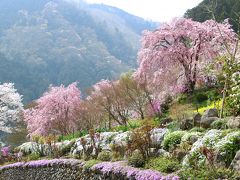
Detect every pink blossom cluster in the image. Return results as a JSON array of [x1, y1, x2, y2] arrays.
[[146, 99, 162, 117], [24, 82, 82, 136], [135, 18, 237, 97], [0, 146, 10, 157], [92, 79, 112, 95], [87, 79, 114, 101]]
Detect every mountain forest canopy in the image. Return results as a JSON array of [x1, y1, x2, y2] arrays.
[[0, 0, 157, 103], [185, 0, 240, 32]]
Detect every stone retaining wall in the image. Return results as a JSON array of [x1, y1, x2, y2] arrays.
[[0, 159, 87, 180], [0, 159, 179, 180]]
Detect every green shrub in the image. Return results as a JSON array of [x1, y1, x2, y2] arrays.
[[192, 92, 209, 112], [97, 151, 111, 161], [214, 131, 240, 166], [189, 127, 206, 133], [128, 150, 145, 168], [96, 127, 110, 133], [177, 88, 220, 106], [83, 159, 101, 170], [162, 131, 186, 151], [206, 89, 221, 102], [145, 156, 180, 173], [181, 132, 203, 144], [110, 143, 125, 161], [210, 119, 228, 129], [177, 94, 188, 104], [129, 123, 141, 129], [113, 125, 129, 132], [166, 121, 180, 131], [111, 152, 122, 161], [27, 152, 41, 161], [160, 95, 172, 114], [225, 70, 240, 116], [113, 120, 141, 132], [193, 93, 208, 103], [105, 134, 116, 144]]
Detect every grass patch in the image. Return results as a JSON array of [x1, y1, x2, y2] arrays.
[[83, 159, 101, 170], [178, 167, 239, 180], [168, 103, 194, 121], [57, 130, 88, 142], [113, 119, 142, 132], [167, 121, 181, 131]]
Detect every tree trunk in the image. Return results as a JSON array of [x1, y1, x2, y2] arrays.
[[140, 110, 145, 120], [220, 78, 228, 118], [108, 114, 111, 129], [183, 62, 196, 93]]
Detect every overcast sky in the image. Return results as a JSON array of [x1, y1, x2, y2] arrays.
[[85, 0, 203, 22]]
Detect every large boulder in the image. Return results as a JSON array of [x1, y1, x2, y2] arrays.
[[99, 132, 119, 144], [0, 140, 5, 147], [72, 131, 128, 156], [214, 151, 229, 168], [17, 141, 74, 156], [201, 108, 219, 128], [156, 149, 170, 157], [202, 108, 219, 118], [55, 140, 74, 149], [193, 113, 202, 126], [98, 132, 119, 151], [112, 131, 129, 146], [227, 116, 240, 128], [180, 119, 194, 130], [16, 142, 38, 154], [160, 118, 173, 125], [172, 148, 187, 161], [150, 128, 168, 147], [230, 150, 240, 172], [201, 117, 220, 128]]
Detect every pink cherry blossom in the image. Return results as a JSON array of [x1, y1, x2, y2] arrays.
[[135, 18, 237, 97], [24, 82, 81, 136]]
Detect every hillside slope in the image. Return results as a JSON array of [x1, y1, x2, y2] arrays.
[[0, 0, 157, 102]]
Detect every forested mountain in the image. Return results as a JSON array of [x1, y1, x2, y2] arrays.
[[0, 0, 157, 102], [185, 0, 240, 31]]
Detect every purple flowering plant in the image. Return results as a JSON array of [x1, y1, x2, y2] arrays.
[[0, 159, 180, 180], [1, 146, 10, 157]]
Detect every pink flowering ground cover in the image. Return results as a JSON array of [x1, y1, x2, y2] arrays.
[[92, 161, 180, 180], [0, 159, 83, 170], [0, 159, 180, 180]]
